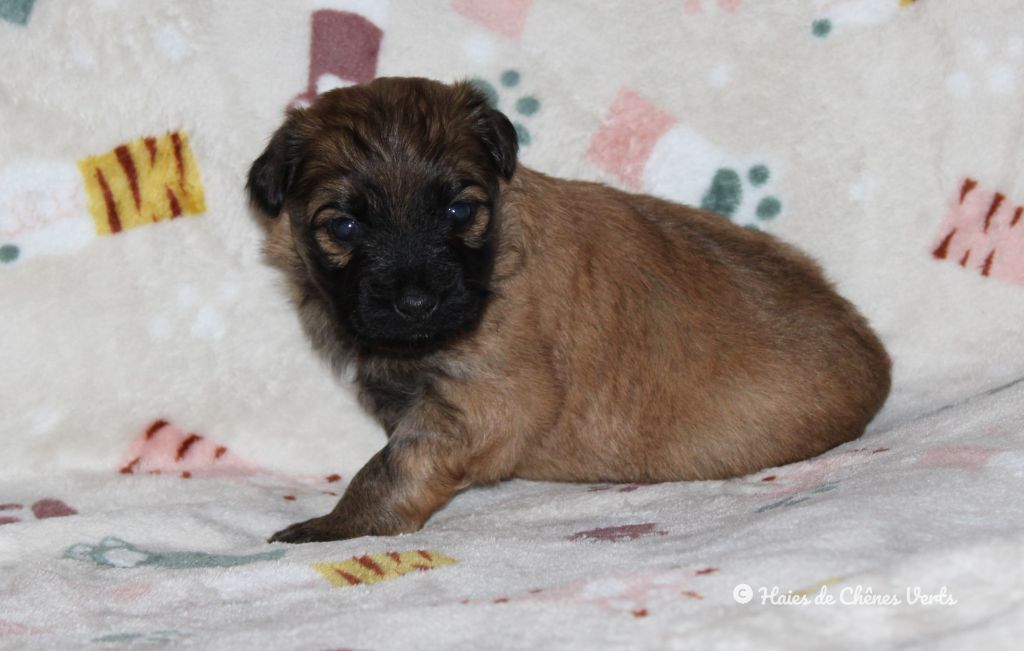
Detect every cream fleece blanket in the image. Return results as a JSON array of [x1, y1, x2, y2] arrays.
[[2, 0, 1024, 648]]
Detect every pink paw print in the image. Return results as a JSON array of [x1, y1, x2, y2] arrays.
[[0, 498, 78, 526]]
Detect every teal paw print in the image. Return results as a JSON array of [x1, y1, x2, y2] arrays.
[[64, 536, 285, 569], [0, 0, 34, 26], [470, 69, 541, 146], [0, 244, 19, 264], [700, 163, 782, 229]]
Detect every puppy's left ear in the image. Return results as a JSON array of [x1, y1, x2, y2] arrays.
[[459, 81, 519, 180], [246, 113, 304, 217], [479, 107, 519, 180]]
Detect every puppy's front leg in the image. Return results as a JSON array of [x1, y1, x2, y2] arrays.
[[269, 431, 465, 544]]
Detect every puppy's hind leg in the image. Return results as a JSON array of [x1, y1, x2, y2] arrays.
[[268, 431, 466, 544]]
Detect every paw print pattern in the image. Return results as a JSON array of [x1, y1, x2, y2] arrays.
[[0, 244, 18, 263], [64, 537, 285, 569], [0, 498, 78, 526], [701, 164, 782, 227], [470, 69, 541, 145], [587, 88, 783, 228], [0, 0, 34, 26], [946, 38, 1022, 98]]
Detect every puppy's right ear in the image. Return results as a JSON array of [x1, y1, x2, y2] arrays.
[[246, 115, 303, 217], [481, 108, 519, 181]]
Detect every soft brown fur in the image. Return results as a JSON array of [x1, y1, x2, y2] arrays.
[[250, 78, 891, 543]]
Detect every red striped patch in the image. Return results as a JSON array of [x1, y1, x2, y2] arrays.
[[356, 555, 385, 576], [982, 250, 995, 276], [171, 131, 186, 187], [932, 229, 956, 260], [334, 568, 363, 585], [176, 434, 201, 461], [145, 419, 168, 440], [983, 192, 1005, 232], [144, 137, 158, 165], [114, 145, 142, 210], [166, 186, 182, 218], [95, 168, 122, 233], [960, 178, 978, 203]]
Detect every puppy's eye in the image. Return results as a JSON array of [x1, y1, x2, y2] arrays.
[[446, 201, 476, 228], [328, 218, 362, 243]]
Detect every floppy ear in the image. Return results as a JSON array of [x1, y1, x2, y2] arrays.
[[246, 115, 303, 217], [459, 81, 520, 180], [480, 107, 519, 180]]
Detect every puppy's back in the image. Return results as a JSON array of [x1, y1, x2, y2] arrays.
[[503, 168, 890, 481]]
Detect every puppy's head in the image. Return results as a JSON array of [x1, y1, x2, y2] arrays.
[[247, 77, 519, 353]]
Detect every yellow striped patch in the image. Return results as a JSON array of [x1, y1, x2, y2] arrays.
[[78, 131, 205, 236], [312, 550, 457, 587]]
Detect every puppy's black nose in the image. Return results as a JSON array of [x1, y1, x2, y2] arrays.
[[394, 286, 438, 319]]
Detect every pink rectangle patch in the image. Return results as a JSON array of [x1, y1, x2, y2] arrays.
[[586, 89, 677, 189]]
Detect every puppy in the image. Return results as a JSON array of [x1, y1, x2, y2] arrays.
[[247, 77, 891, 543]]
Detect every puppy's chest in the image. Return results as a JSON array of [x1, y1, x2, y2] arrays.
[[354, 356, 447, 435]]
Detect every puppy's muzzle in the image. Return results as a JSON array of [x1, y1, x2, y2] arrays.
[[393, 285, 438, 320]]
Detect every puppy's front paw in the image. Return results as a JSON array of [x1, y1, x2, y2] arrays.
[[268, 516, 353, 544]]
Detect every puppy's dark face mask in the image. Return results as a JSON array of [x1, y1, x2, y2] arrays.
[[247, 78, 519, 353]]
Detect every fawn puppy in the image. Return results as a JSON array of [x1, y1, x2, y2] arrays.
[[246, 77, 891, 543]]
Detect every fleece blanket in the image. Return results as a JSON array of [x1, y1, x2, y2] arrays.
[[2, 0, 1024, 648]]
